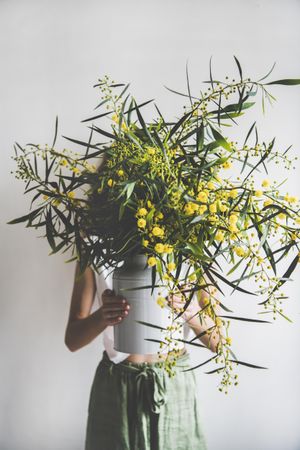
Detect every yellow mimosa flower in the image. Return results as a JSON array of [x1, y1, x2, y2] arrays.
[[137, 207, 148, 216], [111, 113, 119, 122], [147, 200, 153, 208], [215, 230, 225, 242], [229, 189, 238, 198], [219, 204, 228, 213], [196, 191, 208, 203], [117, 169, 124, 176], [59, 158, 68, 166], [228, 223, 238, 232], [147, 256, 157, 266], [163, 273, 171, 280], [167, 262, 176, 271], [222, 161, 232, 169], [157, 212, 164, 219], [164, 244, 173, 254], [263, 199, 273, 207], [142, 239, 149, 247], [52, 199, 61, 206], [234, 246, 245, 257], [289, 196, 298, 203], [278, 213, 286, 220], [254, 190, 263, 197], [209, 203, 217, 213], [184, 204, 194, 215], [152, 226, 164, 237], [188, 273, 197, 282], [67, 191, 75, 199], [137, 218, 147, 228], [107, 178, 114, 187], [229, 214, 238, 224], [199, 205, 208, 214], [215, 317, 223, 327], [207, 181, 215, 190], [156, 295, 167, 308], [261, 179, 270, 188], [147, 147, 156, 155], [154, 243, 165, 253], [256, 256, 264, 266], [225, 337, 232, 345]]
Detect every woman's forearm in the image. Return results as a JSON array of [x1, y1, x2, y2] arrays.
[[65, 307, 107, 352], [187, 314, 225, 353]]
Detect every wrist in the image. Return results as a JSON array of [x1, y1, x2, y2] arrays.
[[95, 306, 108, 330]]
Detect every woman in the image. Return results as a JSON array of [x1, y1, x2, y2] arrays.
[[64, 156, 225, 450]]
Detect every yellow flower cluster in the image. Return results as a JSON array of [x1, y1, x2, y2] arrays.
[[156, 294, 167, 308]]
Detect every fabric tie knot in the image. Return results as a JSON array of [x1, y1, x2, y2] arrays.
[[135, 365, 167, 414]]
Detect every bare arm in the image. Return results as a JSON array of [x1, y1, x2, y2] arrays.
[[187, 275, 226, 353], [168, 274, 226, 353], [64, 262, 130, 352]]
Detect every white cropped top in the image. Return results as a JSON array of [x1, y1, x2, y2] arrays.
[[93, 265, 194, 364]]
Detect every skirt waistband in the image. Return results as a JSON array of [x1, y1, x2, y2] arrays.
[[100, 348, 191, 371], [98, 349, 192, 414]]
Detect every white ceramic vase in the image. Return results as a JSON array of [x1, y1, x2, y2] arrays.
[[112, 252, 182, 354]]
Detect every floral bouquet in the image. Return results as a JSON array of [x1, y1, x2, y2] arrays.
[[7, 57, 300, 392]]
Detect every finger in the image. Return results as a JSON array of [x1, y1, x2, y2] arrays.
[[106, 316, 124, 325], [103, 304, 130, 311], [102, 297, 129, 306], [104, 310, 129, 320]]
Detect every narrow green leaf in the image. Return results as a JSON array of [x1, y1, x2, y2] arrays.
[[219, 315, 272, 323], [181, 354, 218, 372], [233, 55, 243, 81], [264, 79, 300, 85], [135, 320, 166, 331], [209, 126, 232, 151], [45, 208, 56, 250], [51, 115, 58, 149], [6, 206, 44, 225], [269, 253, 299, 296], [227, 359, 268, 369]]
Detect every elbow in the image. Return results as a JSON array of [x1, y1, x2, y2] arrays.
[[64, 330, 78, 353]]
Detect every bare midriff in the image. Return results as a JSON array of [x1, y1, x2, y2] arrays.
[[123, 345, 187, 363]]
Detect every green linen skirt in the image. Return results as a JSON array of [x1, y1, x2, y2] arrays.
[[84, 349, 208, 450]]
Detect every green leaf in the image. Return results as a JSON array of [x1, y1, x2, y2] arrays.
[[168, 109, 193, 142], [126, 181, 136, 200], [257, 61, 276, 82], [133, 99, 155, 145], [45, 208, 56, 251], [181, 354, 218, 372], [88, 125, 123, 142], [277, 310, 293, 323], [219, 315, 272, 323], [233, 55, 243, 81], [209, 126, 232, 151], [251, 205, 276, 274], [135, 320, 166, 331], [208, 266, 257, 296], [269, 253, 299, 296], [204, 366, 226, 375], [61, 135, 103, 150], [227, 359, 268, 369], [264, 79, 300, 85], [51, 115, 59, 149], [6, 206, 44, 225]]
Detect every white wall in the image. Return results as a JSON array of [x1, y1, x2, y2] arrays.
[[1, 0, 300, 449]]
